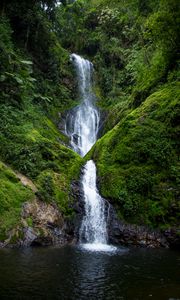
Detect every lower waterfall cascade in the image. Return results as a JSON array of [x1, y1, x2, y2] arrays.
[[79, 160, 116, 251], [65, 53, 116, 251]]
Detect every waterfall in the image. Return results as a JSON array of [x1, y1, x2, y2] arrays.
[[79, 160, 107, 244], [66, 54, 115, 251], [65, 54, 99, 157]]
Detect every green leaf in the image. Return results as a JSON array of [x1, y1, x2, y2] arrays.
[[14, 76, 23, 84], [20, 60, 33, 65], [28, 77, 37, 82], [0, 75, 6, 82]]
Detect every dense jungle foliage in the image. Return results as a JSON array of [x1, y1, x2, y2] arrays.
[[0, 0, 179, 239], [0, 0, 82, 238]]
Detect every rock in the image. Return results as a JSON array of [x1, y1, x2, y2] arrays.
[[72, 133, 80, 144], [164, 228, 180, 250], [31, 236, 53, 247], [0, 196, 77, 248], [23, 227, 37, 246], [106, 202, 169, 248], [15, 172, 38, 192], [0, 176, 84, 248], [69, 180, 85, 241]]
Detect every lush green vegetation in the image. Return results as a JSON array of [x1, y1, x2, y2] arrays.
[[0, 0, 179, 240], [57, 0, 179, 128], [93, 83, 180, 228], [56, 0, 179, 228], [0, 0, 83, 240], [0, 162, 34, 239]]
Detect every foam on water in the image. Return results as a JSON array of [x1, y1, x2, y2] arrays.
[[80, 243, 118, 253]]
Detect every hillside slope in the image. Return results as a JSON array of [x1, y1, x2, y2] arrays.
[[0, 1, 82, 243], [93, 83, 180, 228]]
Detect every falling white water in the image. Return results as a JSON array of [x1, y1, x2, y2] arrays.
[[79, 160, 107, 244], [65, 53, 99, 157], [66, 54, 116, 252], [79, 160, 116, 252]]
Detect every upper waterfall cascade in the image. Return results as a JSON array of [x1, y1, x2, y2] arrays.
[[65, 54, 116, 252], [65, 53, 99, 157]]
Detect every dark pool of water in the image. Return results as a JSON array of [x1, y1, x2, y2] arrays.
[[0, 245, 179, 300]]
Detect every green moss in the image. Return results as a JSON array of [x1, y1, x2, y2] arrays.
[[26, 217, 33, 227], [36, 146, 82, 216], [0, 162, 34, 241], [0, 100, 82, 178], [93, 83, 180, 228]]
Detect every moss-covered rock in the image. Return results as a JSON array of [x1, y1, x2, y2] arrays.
[[93, 83, 180, 229], [0, 162, 34, 240]]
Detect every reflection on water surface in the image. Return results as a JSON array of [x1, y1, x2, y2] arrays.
[[0, 246, 179, 300]]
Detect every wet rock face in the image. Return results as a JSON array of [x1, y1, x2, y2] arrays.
[[0, 198, 77, 248], [164, 229, 180, 250], [21, 199, 67, 247], [69, 180, 85, 241], [21, 198, 78, 247], [105, 202, 180, 249], [0, 176, 85, 249], [97, 110, 107, 139], [21, 178, 86, 248]]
